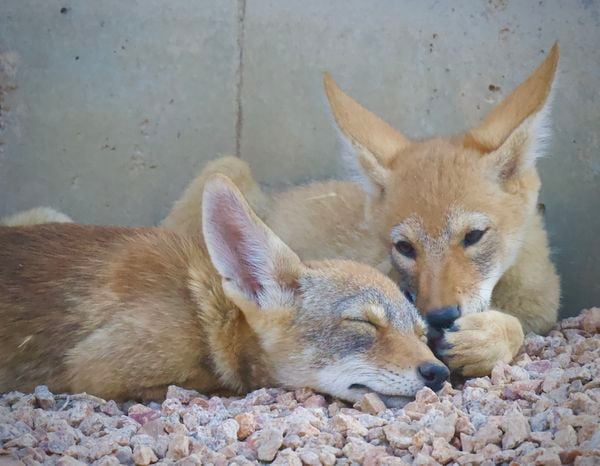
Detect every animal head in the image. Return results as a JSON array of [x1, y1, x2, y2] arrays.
[[202, 174, 448, 405], [324, 43, 559, 329]]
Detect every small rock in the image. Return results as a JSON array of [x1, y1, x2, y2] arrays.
[[100, 400, 123, 416], [189, 397, 209, 409], [457, 452, 485, 465], [534, 450, 562, 466], [175, 454, 203, 466], [542, 368, 564, 392], [455, 415, 475, 436], [298, 449, 321, 466], [471, 421, 502, 451], [138, 419, 166, 439], [431, 437, 459, 463], [355, 393, 387, 415], [413, 452, 439, 465], [480, 443, 501, 460], [252, 428, 284, 462], [384, 422, 417, 449], [133, 444, 158, 465], [216, 418, 239, 444], [581, 307, 600, 333], [56, 457, 87, 466], [69, 401, 95, 426], [272, 448, 302, 466], [128, 404, 160, 425], [330, 414, 368, 436], [245, 388, 275, 406], [282, 433, 303, 449], [5, 433, 38, 448], [34, 385, 55, 410], [294, 388, 314, 402], [555, 424, 578, 448], [94, 456, 120, 466], [415, 386, 439, 404], [502, 412, 530, 449], [378, 456, 410, 465], [303, 394, 327, 409], [161, 398, 183, 416], [420, 409, 456, 441], [166, 434, 190, 460], [503, 380, 542, 400], [114, 446, 133, 464], [530, 430, 554, 446], [491, 362, 512, 385], [234, 412, 256, 440], [166, 386, 201, 404], [574, 456, 600, 466], [46, 429, 78, 454]]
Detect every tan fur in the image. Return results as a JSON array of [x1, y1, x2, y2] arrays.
[[1, 207, 72, 226], [165, 45, 561, 376], [0, 177, 444, 402], [443, 311, 524, 377], [162, 155, 271, 237]]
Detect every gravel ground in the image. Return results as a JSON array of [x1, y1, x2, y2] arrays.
[[1, 308, 598, 466]]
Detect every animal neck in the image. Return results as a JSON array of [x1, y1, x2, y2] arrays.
[[187, 262, 277, 394]]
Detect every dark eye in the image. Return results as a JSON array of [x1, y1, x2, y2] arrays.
[[463, 229, 487, 247], [394, 240, 416, 259], [403, 290, 415, 304]]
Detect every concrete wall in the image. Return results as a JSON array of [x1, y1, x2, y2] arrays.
[[1, 0, 598, 317]]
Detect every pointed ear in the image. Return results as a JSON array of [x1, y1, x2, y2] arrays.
[[323, 73, 410, 195], [202, 174, 302, 308], [463, 43, 559, 181]]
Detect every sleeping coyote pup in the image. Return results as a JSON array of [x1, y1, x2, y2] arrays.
[[163, 45, 562, 377], [0, 176, 447, 403]]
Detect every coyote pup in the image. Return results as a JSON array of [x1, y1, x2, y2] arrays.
[[0, 176, 447, 403], [164, 45, 562, 376]]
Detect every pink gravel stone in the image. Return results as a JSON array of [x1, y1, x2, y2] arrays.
[[128, 404, 160, 426], [354, 393, 387, 415]]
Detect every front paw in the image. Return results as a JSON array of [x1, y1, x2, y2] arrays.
[[433, 310, 524, 377]]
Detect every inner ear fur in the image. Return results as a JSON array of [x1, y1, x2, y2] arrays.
[[323, 73, 411, 193], [202, 174, 303, 307], [463, 43, 559, 153], [462, 43, 559, 181]]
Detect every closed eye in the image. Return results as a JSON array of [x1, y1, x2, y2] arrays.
[[344, 318, 378, 329]]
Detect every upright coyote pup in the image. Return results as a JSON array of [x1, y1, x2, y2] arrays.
[[164, 45, 561, 376], [0, 176, 448, 403]]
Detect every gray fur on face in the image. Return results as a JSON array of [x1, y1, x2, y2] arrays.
[[293, 274, 422, 359]]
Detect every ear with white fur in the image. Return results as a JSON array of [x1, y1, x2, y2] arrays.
[[202, 174, 302, 309], [323, 73, 410, 195], [463, 43, 559, 182]]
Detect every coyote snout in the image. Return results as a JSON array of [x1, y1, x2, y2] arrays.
[[317, 338, 449, 407]]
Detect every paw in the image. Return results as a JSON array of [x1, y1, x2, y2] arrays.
[[433, 310, 524, 377]]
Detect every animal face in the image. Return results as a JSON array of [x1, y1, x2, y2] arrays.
[[381, 139, 537, 320], [324, 44, 559, 329], [281, 261, 447, 406], [202, 175, 448, 405]]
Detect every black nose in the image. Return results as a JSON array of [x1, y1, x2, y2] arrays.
[[418, 362, 450, 392], [426, 306, 460, 329]]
